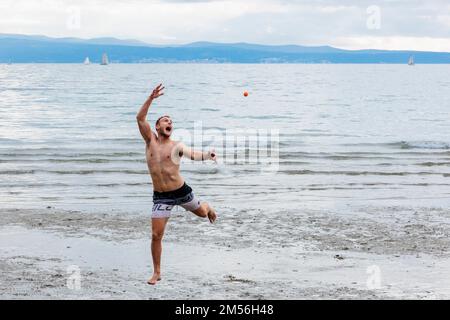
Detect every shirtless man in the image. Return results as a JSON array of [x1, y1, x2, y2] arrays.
[[136, 84, 217, 285]]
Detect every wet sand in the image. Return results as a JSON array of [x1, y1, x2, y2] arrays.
[[1, 206, 449, 299]]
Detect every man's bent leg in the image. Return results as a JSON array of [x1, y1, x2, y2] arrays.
[[191, 202, 217, 224], [179, 191, 217, 223], [148, 217, 169, 285]]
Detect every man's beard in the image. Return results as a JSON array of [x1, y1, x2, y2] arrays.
[[158, 129, 171, 138]]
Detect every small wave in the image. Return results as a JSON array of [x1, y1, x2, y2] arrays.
[[182, 168, 221, 174], [0, 169, 147, 175], [0, 158, 144, 164], [417, 162, 450, 167], [224, 114, 292, 120], [279, 150, 450, 161], [0, 138, 21, 143], [279, 160, 312, 165], [48, 169, 148, 175], [393, 141, 450, 150], [103, 138, 141, 143], [340, 141, 450, 150], [94, 182, 149, 187], [1, 182, 70, 187], [48, 158, 144, 164], [0, 152, 141, 158], [281, 169, 440, 176], [0, 170, 35, 175], [49, 159, 111, 163], [75, 196, 109, 200], [279, 152, 395, 160]]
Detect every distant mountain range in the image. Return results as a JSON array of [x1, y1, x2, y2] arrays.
[[1, 33, 450, 63]]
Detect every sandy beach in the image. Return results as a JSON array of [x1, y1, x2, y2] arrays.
[[1, 205, 449, 299]]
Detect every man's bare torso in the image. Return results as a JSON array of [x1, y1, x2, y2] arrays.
[[146, 137, 184, 192]]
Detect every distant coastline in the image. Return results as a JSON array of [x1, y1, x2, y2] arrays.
[[1, 34, 450, 64]]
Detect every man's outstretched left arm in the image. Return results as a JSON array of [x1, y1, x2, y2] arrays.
[[179, 143, 216, 162]]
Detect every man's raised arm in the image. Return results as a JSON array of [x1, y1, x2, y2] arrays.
[[136, 84, 164, 143]]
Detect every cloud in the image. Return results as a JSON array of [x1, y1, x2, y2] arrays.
[[0, 0, 449, 51], [334, 36, 450, 52]]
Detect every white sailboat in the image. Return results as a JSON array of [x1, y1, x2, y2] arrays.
[[101, 53, 109, 65], [84, 57, 90, 65], [408, 55, 415, 66]]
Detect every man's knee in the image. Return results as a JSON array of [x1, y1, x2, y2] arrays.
[[194, 203, 208, 218], [200, 202, 209, 218], [152, 231, 164, 242]]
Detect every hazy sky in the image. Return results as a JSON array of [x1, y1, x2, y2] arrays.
[[1, 0, 450, 51]]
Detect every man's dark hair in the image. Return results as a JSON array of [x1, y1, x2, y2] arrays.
[[155, 115, 171, 127]]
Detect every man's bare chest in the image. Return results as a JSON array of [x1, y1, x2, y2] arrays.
[[146, 144, 176, 163]]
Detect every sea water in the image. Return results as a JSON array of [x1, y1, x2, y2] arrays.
[[1, 64, 449, 214]]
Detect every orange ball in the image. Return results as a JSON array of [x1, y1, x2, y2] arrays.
[[243, 91, 249, 97]]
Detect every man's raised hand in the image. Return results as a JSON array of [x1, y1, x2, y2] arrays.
[[150, 84, 165, 100]]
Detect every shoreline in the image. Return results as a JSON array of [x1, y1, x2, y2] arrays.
[[1, 207, 449, 299]]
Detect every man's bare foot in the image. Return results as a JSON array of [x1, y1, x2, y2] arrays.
[[147, 273, 162, 285], [208, 209, 217, 224]]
